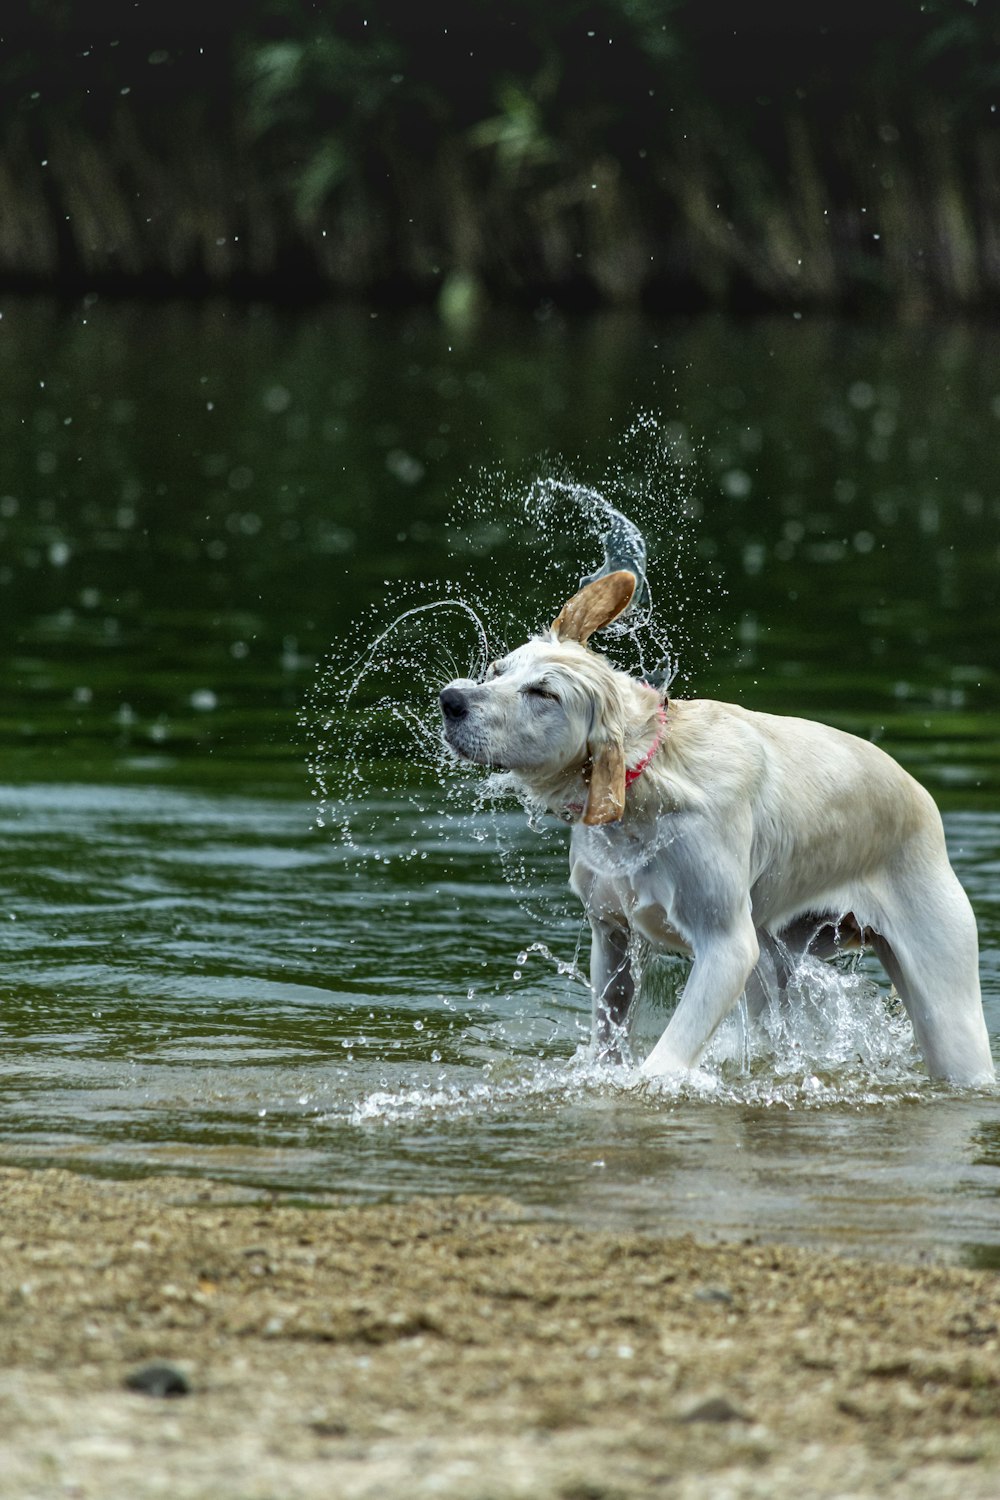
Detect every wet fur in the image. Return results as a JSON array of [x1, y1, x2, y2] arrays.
[[440, 593, 994, 1087]]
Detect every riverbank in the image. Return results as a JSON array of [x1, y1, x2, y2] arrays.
[[6, 4, 1000, 318], [0, 1166, 998, 1498]]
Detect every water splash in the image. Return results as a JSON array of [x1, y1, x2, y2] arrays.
[[694, 951, 921, 1099], [446, 411, 721, 687], [302, 414, 719, 854], [337, 935, 931, 1130], [301, 584, 493, 845], [301, 422, 930, 1110], [345, 1010, 927, 1129]]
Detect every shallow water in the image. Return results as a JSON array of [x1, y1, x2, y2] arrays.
[[1, 780, 998, 1264], [1, 298, 999, 1265]]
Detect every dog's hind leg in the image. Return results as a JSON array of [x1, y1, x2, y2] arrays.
[[870, 868, 994, 1085], [743, 930, 786, 1021]]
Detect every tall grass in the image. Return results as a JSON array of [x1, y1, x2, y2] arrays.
[[1, 0, 997, 314]]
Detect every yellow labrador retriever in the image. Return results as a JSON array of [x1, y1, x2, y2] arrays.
[[439, 570, 994, 1086]]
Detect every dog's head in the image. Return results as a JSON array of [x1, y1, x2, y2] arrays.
[[439, 571, 649, 825]]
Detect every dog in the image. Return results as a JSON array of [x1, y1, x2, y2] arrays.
[[439, 570, 994, 1086]]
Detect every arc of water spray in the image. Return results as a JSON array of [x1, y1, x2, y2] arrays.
[[526, 479, 653, 624], [342, 597, 492, 698]]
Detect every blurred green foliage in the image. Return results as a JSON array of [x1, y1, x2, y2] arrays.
[[1, 0, 998, 311]]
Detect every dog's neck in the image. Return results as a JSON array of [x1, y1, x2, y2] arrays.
[[533, 691, 669, 824], [624, 702, 668, 788]]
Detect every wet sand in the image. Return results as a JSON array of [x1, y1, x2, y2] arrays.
[[0, 1165, 998, 1498]]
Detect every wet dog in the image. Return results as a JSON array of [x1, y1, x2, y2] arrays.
[[439, 570, 994, 1085]]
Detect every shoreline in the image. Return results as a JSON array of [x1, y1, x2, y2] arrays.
[[1, 1165, 998, 1498]]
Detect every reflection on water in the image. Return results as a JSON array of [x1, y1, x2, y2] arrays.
[[0, 299, 999, 1263]]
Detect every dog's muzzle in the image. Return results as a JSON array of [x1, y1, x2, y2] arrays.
[[439, 683, 492, 764], [439, 686, 469, 723]]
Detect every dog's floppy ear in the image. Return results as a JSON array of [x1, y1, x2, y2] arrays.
[[551, 570, 636, 646], [583, 738, 626, 825]]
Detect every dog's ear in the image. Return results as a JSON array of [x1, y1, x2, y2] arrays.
[[583, 738, 626, 825], [551, 570, 636, 646]]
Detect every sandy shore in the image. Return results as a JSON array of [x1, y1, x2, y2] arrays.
[[0, 1166, 998, 1499]]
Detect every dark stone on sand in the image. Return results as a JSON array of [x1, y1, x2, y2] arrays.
[[124, 1361, 191, 1398], [680, 1395, 747, 1424], [694, 1284, 734, 1304]]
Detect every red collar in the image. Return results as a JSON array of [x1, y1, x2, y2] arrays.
[[625, 703, 667, 786], [561, 699, 668, 821]]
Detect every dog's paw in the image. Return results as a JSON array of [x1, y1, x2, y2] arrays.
[[632, 1058, 720, 1095]]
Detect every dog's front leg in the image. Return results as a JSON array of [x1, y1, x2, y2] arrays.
[[639, 920, 759, 1079], [589, 918, 635, 1063]]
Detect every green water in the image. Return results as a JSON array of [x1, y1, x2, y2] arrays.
[[1, 297, 999, 1263]]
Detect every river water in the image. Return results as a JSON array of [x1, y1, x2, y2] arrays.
[[1, 298, 999, 1265]]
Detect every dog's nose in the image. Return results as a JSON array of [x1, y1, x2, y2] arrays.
[[439, 686, 469, 722]]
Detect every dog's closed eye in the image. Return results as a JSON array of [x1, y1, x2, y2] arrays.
[[523, 684, 560, 703]]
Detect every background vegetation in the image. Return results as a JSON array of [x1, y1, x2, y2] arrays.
[[2, 0, 998, 315]]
